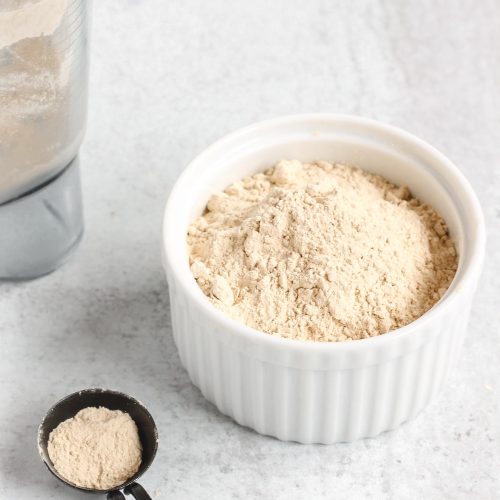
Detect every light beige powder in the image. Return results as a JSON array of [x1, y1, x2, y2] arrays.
[[0, 0, 67, 48], [47, 407, 142, 490], [0, 0, 80, 204], [188, 160, 458, 342]]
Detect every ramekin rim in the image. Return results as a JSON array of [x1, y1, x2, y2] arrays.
[[162, 113, 486, 352]]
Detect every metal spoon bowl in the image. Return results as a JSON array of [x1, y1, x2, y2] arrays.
[[38, 388, 158, 499]]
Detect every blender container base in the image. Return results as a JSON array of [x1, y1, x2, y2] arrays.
[[0, 157, 84, 281]]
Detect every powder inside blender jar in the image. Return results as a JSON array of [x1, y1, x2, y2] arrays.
[[0, 0, 85, 204]]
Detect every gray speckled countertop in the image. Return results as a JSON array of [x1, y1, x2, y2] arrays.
[[1, 1, 500, 498]]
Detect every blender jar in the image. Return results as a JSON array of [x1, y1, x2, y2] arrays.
[[0, 0, 90, 279]]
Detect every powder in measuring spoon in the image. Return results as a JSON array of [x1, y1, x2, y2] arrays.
[[47, 407, 142, 490], [188, 160, 458, 342]]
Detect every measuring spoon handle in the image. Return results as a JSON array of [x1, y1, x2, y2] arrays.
[[124, 482, 153, 500], [107, 492, 126, 500]]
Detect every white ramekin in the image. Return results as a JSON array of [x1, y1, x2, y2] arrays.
[[162, 114, 485, 444]]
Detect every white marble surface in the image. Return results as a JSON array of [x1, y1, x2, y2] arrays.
[[1, 0, 500, 498]]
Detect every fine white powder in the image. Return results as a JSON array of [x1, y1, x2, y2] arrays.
[[188, 160, 458, 342], [47, 407, 142, 490]]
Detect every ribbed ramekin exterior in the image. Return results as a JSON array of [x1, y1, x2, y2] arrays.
[[166, 270, 474, 444], [162, 115, 485, 443]]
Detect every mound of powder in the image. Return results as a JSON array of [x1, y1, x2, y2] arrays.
[[47, 407, 142, 490], [187, 160, 458, 342]]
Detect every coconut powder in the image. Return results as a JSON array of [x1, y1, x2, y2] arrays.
[[47, 407, 142, 490], [187, 160, 458, 342]]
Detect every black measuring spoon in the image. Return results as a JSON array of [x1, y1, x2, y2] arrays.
[[38, 389, 158, 499]]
